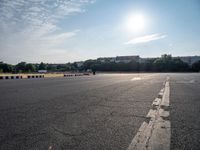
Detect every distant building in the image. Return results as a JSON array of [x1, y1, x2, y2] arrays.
[[139, 56, 200, 65], [139, 57, 157, 63], [97, 57, 115, 63], [76, 61, 84, 67], [174, 56, 200, 65], [97, 56, 140, 63], [115, 55, 140, 63], [75, 55, 200, 67]]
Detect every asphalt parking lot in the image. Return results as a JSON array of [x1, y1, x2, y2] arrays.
[[0, 73, 199, 150]]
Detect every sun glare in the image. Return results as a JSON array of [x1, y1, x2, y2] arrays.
[[125, 13, 146, 33]]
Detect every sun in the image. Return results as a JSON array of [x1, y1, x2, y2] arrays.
[[125, 13, 146, 33]]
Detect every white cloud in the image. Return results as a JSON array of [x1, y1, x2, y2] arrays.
[[0, 0, 94, 63], [125, 34, 167, 45]]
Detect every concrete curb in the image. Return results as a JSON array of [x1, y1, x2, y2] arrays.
[[127, 77, 171, 150]]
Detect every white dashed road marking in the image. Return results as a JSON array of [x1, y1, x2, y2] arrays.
[[128, 77, 171, 150], [131, 77, 141, 81]]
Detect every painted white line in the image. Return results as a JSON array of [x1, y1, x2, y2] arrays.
[[161, 81, 170, 107], [127, 77, 171, 150], [131, 77, 141, 81], [189, 80, 195, 83], [152, 98, 161, 107]]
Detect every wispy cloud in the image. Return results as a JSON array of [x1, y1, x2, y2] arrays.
[[125, 34, 167, 45], [0, 0, 94, 63]]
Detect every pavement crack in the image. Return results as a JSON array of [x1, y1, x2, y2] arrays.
[[160, 115, 170, 121], [160, 105, 170, 111], [52, 127, 88, 137]]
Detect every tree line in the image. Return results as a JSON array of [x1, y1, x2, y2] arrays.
[[1, 55, 200, 73], [80, 54, 200, 72], [0, 61, 78, 73]]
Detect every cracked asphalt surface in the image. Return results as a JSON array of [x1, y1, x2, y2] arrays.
[[170, 73, 200, 150], [0, 73, 199, 150]]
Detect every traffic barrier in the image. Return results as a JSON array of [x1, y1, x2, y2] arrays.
[[64, 74, 74, 77], [0, 75, 46, 80], [16, 76, 21, 79], [64, 73, 90, 77], [83, 73, 89, 75], [0, 76, 23, 80], [27, 75, 44, 79]]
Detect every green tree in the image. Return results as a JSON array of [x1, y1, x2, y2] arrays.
[[0, 62, 13, 73], [192, 61, 200, 72], [83, 60, 97, 71], [38, 62, 47, 70], [139, 58, 156, 72], [47, 64, 57, 71], [25, 64, 36, 72], [16, 62, 26, 73], [171, 58, 190, 72]]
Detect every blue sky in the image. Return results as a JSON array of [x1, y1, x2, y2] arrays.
[[0, 0, 200, 64]]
